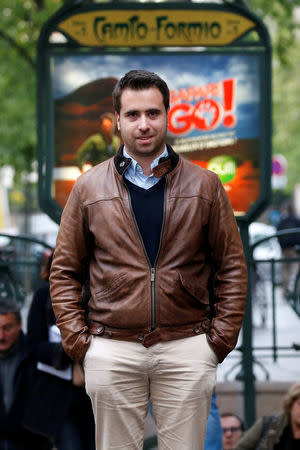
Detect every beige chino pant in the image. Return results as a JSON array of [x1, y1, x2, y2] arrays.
[[84, 333, 218, 450]]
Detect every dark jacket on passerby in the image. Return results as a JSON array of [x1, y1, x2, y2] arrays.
[[24, 282, 95, 449], [236, 412, 298, 449], [0, 332, 52, 450], [277, 213, 300, 248], [50, 145, 247, 364]]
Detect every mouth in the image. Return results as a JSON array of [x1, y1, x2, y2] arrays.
[[136, 136, 153, 144]]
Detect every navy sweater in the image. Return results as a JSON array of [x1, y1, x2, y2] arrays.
[[124, 177, 166, 267]]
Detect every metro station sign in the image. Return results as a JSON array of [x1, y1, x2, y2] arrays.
[[37, 1, 271, 225], [58, 9, 256, 47]]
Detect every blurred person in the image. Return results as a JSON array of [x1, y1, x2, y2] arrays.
[[75, 112, 120, 170], [236, 382, 300, 449], [0, 298, 52, 450], [25, 251, 95, 450], [276, 202, 300, 296], [50, 69, 247, 449], [205, 391, 223, 449], [221, 413, 244, 449]]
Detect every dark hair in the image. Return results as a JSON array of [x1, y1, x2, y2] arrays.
[[0, 298, 21, 322], [112, 70, 170, 114], [221, 412, 245, 431]]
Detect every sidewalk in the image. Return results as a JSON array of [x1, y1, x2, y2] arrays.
[[217, 285, 300, 383]]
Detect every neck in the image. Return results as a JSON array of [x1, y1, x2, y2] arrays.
[[292, 422, 300, 439], [138, 158, 153, 176], [103, 132, 112, 144], [126, 148, 165, 176]]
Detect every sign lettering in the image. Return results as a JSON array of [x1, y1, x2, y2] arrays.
[[58, 10, 255, 47], [168, 78, 236, 134]]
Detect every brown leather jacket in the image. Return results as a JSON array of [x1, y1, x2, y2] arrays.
[[50, 146, 247, 363]]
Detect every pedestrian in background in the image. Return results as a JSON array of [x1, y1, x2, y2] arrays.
[[25, 251, 95, 450], [221, 412, 244, 449], [276, 202, 300, 297], [50, 69, 247, 449], [236, 382, 300, 449], [204, 391, 223, 449], [0, 298, 52, 450]]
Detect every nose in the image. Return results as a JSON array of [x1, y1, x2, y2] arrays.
[[138, 115, 149, 131]]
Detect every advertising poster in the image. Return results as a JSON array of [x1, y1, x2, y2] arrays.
[[52, 52, 261, 215]]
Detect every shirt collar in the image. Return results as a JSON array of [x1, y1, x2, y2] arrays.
[[123, 146, 168, 175]]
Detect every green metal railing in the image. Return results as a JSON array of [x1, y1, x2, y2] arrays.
[[0, 233, 53, 304], [224, 228, 300, 382]]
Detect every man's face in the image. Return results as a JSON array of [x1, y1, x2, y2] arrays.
[[115, 87, 168, 161], [221, 416, 243, 450], [0, 313, 22, 353]]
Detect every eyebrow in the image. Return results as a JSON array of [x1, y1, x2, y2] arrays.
[[124, 108, 161, 115]]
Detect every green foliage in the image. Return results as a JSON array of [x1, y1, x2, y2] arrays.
[[0, 0, 63, 178], [272, 46, 300, 192], [247, 0, 300, 192], [248, 0, 300, 66]]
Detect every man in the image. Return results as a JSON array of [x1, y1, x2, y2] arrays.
[[276, 202, 300, 297], [75, 112, 120, 170], [0, 298, 52, 449], [50, 70, 247, 449], [221, 413, 244, 449]]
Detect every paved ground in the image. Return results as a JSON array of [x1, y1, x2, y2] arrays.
[[216, 284, 300, 383]]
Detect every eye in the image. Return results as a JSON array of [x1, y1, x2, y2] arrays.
[[126, 111, 138, 120], [148, 110, 160, 119]]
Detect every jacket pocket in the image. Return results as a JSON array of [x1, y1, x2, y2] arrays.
[[94, 272, 128, 300], [179, 273, 209, 305]]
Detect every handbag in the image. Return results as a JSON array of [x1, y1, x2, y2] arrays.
[[72, 361, 85, 387]]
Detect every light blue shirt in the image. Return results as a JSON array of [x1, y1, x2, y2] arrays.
[[123, 146, 168, 190]]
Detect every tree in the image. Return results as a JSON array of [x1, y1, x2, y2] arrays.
[[248, 0, 300, 193], [0, 0, 63, 177]]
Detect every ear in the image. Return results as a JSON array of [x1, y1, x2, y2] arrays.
[[115, 112, 120, 131]]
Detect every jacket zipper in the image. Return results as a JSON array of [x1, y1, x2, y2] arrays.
[[123, 177, 167, 331]]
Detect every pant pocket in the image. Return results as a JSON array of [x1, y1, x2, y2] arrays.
[[203, 334, 218, 366]]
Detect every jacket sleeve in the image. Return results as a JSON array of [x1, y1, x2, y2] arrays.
[[49, 181, 92, 362], [235, 418, 264, 449], [26, 286, 71, 369], [206, 176, 248, 362]]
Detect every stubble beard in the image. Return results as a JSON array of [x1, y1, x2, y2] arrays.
[[127, 122, 168, 162]]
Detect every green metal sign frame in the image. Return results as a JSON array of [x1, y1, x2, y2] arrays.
[[37, 0, 272, 226]]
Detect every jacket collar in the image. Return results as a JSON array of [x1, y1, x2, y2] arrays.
[[114, 144, 179, 177]]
